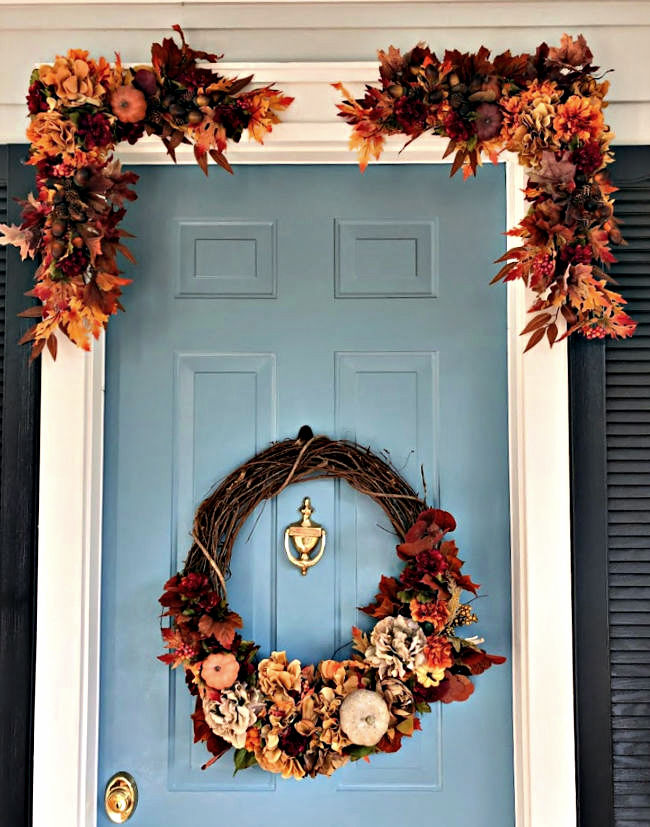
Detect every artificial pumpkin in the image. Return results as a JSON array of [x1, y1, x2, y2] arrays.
[[339, 689, 390, 746], [201, 652, 240, 690]]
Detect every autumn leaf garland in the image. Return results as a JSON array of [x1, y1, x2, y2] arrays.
[[0, 25, 293, 359], [334, 33, 636, 349]]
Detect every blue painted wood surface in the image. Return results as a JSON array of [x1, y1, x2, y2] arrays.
[[100, 163, 513, 825]]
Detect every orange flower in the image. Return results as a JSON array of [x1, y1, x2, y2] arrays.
[[39, 52, 106, 107], [409, 597, 449, 631], [111, 85, 147, 123], [553, 95, 604, 144], [423, 636, 454, 671], [245, 726, 261, 752], [26, 111, 78, 164]]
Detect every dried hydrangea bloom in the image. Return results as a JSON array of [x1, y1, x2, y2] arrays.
[[255, 726, 306, 780], [379, 678, 415, 723], [363, 615, 426, 679], [202, 681, 266, 749], [257, 650, 302, 698]]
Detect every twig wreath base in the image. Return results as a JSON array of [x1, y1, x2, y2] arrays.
[[159, 428, 505, 778]]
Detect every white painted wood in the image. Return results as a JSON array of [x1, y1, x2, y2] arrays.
[[1, 59, 648, 146], [34, 332, 105, 827]]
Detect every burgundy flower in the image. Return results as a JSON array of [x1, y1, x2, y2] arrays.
[[279, 727, 310, 757], [474, 103, 503, 142], [394, 96, 428, 135], [443, 111, 474, 142], [572, 141, 604, 177], [77, 112, 113, 150], [179, 572, 211, 599], [59, 249, 89, 278], [26, 81, 48, 114], [216, 103, 249, 138], [114, 120, 145, 146]]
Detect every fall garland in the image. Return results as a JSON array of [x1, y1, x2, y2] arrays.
[[159, 429, 504, 778], [334, 33, 636, 349], [0, 26, 292, 359]]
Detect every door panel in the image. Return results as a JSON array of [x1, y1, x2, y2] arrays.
[[100, 163, 512, 825]]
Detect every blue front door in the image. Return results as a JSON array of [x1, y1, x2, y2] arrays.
[[100, 163, 513, 825]]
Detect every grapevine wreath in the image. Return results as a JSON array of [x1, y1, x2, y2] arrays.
[[159, 427, 505, 778]]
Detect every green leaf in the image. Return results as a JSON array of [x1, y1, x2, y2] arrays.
[[416, 701, 432, 714], [396, 590, 413, 604], [347, 745, 376, 761], [232, 748, 258, 776]]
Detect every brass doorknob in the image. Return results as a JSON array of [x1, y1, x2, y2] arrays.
[[104, 772, 138, 823]]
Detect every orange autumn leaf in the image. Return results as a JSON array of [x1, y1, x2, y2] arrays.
[[198, 611, 243, 647]]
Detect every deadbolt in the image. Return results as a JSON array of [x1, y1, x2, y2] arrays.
[[104, 772, 138, 823]]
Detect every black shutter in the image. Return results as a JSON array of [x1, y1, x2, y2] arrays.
[[0, 145, 39, 827], [606, 163, 650, 825]]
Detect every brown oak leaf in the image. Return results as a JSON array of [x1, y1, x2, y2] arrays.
[[198, 611, 243, 647]]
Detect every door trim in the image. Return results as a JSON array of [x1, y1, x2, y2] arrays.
[[32, 62, 574, 827]]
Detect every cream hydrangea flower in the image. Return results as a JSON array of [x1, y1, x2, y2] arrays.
[[202, 682, 266, 749], [363, 616, 426, 679]]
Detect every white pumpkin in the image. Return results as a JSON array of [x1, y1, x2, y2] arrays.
[[339, 689, 390, 746]]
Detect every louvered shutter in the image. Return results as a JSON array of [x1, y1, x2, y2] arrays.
[[606, 174, 650, 826], [0, 173, 6, 513]]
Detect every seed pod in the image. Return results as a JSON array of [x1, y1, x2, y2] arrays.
[[195, 94, 210, 107], [162, 94, 175, 108], [51, 219, 67, 238], [187, 109, 203, 125], [72, 236, 84, 249], [52, 189, 65, 205], [51, 239, 66, 259], [73, 167, 91, 188], [448, 72, 460, 88]]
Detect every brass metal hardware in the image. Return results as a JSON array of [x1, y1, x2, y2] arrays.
[[104, 772, 138, 823], [284, 497, 326, 576]]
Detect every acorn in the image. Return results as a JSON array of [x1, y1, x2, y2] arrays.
[[388, 84, 404, 99], [52, 189, 65, 205], [448, 72, 461, 88], [72, 235, 84, 249], [168, 103, 186, 118], [195, 93, 210, 107], [51, 239, 66, 259], [51, 219, 67, 238], [73, 167, 91, 188], [187, 109, 203, 125]]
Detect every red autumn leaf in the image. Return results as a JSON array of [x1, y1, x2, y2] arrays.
[[376, 728, 404, 753], [396, 535, 434, 561], [359, 575, 401, 619], [461, 648, 507, 675], [429, 672, 475, 704], [198, 611, 243, 647]]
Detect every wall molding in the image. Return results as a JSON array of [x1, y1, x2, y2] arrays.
[[25, 59, 580, 827]]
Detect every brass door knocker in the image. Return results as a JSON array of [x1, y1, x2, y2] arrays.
[[284, 497, 326, 576]]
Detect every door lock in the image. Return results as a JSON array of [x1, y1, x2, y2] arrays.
[[104, 771, 138, 823]]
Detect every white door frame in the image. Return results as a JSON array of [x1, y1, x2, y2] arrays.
[[32, 62, 575, 827]]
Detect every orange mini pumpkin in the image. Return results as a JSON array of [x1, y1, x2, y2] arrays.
[[202, 652, 239, 690]]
